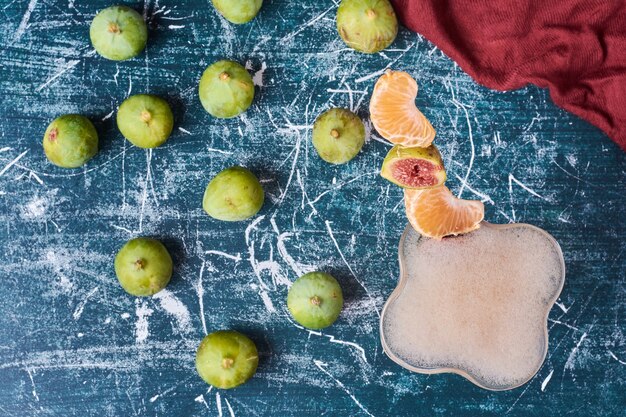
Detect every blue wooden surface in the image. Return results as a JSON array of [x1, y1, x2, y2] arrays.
[[0, 1, 624, 416]]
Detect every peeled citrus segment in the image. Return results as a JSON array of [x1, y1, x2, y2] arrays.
[[370, 70, 436, 147], [380, 144, 446, 189], [404, 185, 484, 239]]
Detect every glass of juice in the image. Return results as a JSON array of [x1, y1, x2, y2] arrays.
[[380, 222, 565, 391]]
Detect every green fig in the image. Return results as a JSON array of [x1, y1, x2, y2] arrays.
[[114, 237, 173, 296], [336, 0, 398, 54], [90, 5, 148, 61], [380, 144, 447, 189], [196, 330, 259, 389], [199, 60, 255, 118], [203, 166, 264, 221], [312, 108, 365, 164], [43, 114, 98, 168], [116, 94, 174, 148], [287, 272, 343, 329], [211, 0, 263, 24]]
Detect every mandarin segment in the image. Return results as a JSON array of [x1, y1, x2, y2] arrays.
[[370, 70, 436, 147], [404, 185, 484, 239]]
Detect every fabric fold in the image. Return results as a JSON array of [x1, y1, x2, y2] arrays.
[[391, 0, 626, 151]]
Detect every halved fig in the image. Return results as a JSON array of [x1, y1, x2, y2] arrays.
[[380, 144, 446, 189]]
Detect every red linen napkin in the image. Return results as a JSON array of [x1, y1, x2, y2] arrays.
[[391, 0, 626, 151]]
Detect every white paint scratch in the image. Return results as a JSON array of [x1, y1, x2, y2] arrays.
[[111, 224, 133, 234], [72, 286, 99, 320], [325, 221, 379, 318], [134, 299, 153, 344], [101, 110, 115, 121], [308, 171, 377, 211], [22, 196, 47, 219], [36, 59, 80, 92], [205, 250, 241, 262], [153, 289, 192, 334], [508, 174, 549, 201], [450, 98, 475, 199], [608, 351, 626, 365], [314, 360, 374, 417], [224, 398, 236, 417], [453, 174, 494, 204], [216, 392, 223, 417], [280, 5, 335, 44], [540, 369, 553, 391], [0, 150, 28, 176], [275, 231, 305, 278], [14, 0, 38, 41], [252, 61, 267, 87], [548, 319, 580, 332], [137, 149, 152, 233], [196, 260, 208, 335], [207, 147, 232, 155], [259, 290, 276, 313], [26, 368, 39, 401], [564, 332, 588, 370], [287, 315, 367, 363], [309, 329, 367, 364], [278, 134, 301, 204], [149, 377, 193, 403], [355, 67, 388, 83], [195, 394, 209, 409], [555, 300, 569, 314], [245, 215, 290, 293]]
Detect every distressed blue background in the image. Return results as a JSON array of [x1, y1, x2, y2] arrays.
[[0, 1, 624, 416]]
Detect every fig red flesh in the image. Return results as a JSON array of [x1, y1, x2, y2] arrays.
[[391, 158, 441, 188]]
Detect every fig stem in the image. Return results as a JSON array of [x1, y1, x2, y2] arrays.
[[219, 72, 230, 81], [310, 295, 322, 306], [108, 22, 121, 34], [140, 110, 152, 123], [222, 358, 234, 369], [366, 9, 377, 19], [330, 129, 340, 139], [134, 259, 145, 270]]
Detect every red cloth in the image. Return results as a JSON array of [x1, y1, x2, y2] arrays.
[[391, 0, 626, 151]]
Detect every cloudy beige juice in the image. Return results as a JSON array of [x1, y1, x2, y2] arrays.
[[381, 223, 565, 390]]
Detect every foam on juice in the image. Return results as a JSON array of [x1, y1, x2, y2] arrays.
[[381, 223, 565, 390]]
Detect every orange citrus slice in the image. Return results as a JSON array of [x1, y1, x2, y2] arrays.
[[405, 185, 484, 239], [370, 70, 436, 147]]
